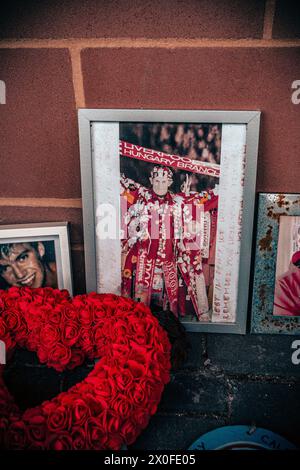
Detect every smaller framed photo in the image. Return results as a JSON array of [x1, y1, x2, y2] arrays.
[[0, 222, 73, 294], [251, 193, 300, 334]]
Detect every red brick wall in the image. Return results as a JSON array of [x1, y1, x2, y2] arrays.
[[0, 0, 299, 295]]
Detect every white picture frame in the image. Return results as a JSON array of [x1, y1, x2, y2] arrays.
[[0, 222, 73, 295]]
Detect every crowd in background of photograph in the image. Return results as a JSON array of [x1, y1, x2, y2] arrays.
[[120, 123, 222, 192]]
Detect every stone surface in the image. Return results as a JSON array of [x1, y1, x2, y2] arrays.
[[206, 333, 300, 376], [159, 371, 228, 414], [229, 379, 300, 446], [180, 333, 207, 369], [130, 414, 227, 450]]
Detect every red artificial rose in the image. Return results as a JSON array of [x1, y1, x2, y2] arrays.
[[39, 324, 60, 347], [126, 359, 146, 379], [85, 375, 115, 400], [2, 308, 21, 332], [67, 349, 85, 370], [78, 307, 94, 326], [102, 410, 121, 435], [14, 322, 28, 346], [111, 395, 133, 419], [79, 328, 94, 356], [128, 342, 151, 365], [132, 302, 149, 317], [47, 343, 72, 371], [46, 432, 73, 450], [4, 287, 29, 303], [23, 409, 47, 443], [28, 441, 46, 450], [107, 433, 123, 450], [23, 304, 45, 326], [46, 404, 70, 433], [92, 323, 111, 356], [132, 406, 150, 429], [127, 380, 149, 408], [37, 345, 51, 364], [63, 321, 80, 347], [111, 367, 133, 392], [6, 418, 28, 449], [93, 304, 109, 321], [60, 304, 78, 321], [76, 385, 108, 415], [111, 343, 130, 362], [47, 306, 62, 325], [70, 398, 91, 426], [85, 416, 108, 450], [121, 419, 138, 445], [0, 417, 9, 447], [71, 426, 87, 450], [0, 317, 7, 338]]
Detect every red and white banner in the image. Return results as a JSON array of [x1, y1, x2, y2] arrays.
[[120, 140, 220, 178]]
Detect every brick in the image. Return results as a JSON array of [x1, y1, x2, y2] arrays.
[[273, 0, 300, 39], [159, 371, 228, 414], [230, 379, 300, 447], [0, 49, 80, 198], [0, 0, 265, 39], [82, 47, 300, 194], [130, 414, 226, 450], [206, 333, 300, 377], [0, 206, 83, 244]]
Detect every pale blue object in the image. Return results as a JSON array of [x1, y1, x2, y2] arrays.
[[188, 425, 296, 450]]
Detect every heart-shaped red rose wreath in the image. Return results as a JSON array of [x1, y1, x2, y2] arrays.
[[0, 287, 171, 450]]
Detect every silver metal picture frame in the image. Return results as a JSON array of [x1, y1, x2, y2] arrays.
[[251, 193, 300, 334], [0, 222, 73, 295], [78, 109, 260, 333]]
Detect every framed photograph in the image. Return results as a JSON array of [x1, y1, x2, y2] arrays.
[[251, 193, 300, 334], [0, 222, 73, 294], [78, 110, 260, 333]]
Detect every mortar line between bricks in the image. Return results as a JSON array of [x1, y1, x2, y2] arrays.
[[263, 0, 276, 40], [0, 197, 82, 208], [171, 369, 300, 384], [71, 244, 84, 252], [0, 38, 300, 49], [69, 47, 86, 108], [156, 411, 228, 419], [226, 373, 300, 384]]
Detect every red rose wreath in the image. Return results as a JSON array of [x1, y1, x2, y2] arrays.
[[0, 287, 171, 450]]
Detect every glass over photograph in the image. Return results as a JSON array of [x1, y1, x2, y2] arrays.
[[90, 116, 250, 329], [119, 123, 221, 322], [0, 240, 58, 290]]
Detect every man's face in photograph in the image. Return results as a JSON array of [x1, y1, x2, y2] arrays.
[[0, 242, 46, 288], [150, 174, 172, 196]]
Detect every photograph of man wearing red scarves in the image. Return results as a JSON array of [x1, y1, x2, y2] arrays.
[[273, 251, 300, 316], [273, 216, 300, 317], [119, 123, 221, 322]]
